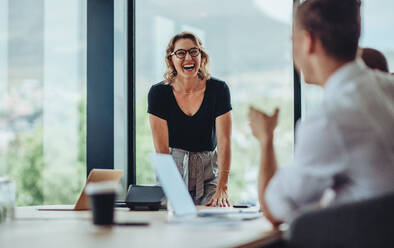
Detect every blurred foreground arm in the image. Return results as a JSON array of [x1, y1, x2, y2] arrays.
[[249, 107, 282, 225]]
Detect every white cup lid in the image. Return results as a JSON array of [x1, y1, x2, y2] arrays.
[[85, 181, 119, 195]]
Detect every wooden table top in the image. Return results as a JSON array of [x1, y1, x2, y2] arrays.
[[0, 206, 281, 248]]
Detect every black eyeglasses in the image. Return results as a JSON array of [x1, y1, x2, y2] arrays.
[[170, 48, 200, 59]]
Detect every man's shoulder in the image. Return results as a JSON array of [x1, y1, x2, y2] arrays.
[[297, 110, 330, 134], [326, 68, 394, 119], [374, 71, 394, 91]]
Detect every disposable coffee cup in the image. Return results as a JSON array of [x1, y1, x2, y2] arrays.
[[85, 181, 118, 226]]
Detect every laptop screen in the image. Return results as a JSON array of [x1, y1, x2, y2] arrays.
[[149, 153, 197, 216]]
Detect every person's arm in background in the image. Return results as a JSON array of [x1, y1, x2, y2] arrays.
[[149, 114, 170, 154], [249, 107, 282, 225], [206, 111, 232, 207], [249, 106, 345, 225]]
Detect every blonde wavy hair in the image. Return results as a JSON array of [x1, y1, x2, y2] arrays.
[[164, 32, 210, 84]]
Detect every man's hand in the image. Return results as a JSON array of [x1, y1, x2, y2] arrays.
[[248, 107, 280, 143], [206, 186, 231, 207]]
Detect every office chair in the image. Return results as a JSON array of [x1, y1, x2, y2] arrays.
[[285, 191, 394, 248]]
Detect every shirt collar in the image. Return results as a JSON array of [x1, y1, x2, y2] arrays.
[[324, 58, 367, 97]]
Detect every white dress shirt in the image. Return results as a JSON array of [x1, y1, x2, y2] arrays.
[[266, 59, 394, 222]]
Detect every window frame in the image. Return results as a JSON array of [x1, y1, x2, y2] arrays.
[[87, 0, 115, 175]]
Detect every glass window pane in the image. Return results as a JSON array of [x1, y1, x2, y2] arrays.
[[135, 0, 294, 202], [114, 0, 128, 198], [0, 0, 87, 206]]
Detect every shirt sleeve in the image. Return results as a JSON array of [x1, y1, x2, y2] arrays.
[[214, 82, 232, 117], [265, 113, 347, 222], [147, 84, 168, 120]]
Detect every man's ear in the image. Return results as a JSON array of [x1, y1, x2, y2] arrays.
[[303, 31, 316, 55]]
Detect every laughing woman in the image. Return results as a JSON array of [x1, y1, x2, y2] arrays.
[[148, 32, 232, 207]]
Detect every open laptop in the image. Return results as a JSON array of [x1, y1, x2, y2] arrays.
[[149, 153, 260, 219], [38, 169, 123, 211]]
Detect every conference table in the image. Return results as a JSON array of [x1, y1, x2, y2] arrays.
[[0, 206, 282, 248]]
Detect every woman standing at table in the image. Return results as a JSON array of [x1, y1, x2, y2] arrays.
[[148, 32, 232, 207]]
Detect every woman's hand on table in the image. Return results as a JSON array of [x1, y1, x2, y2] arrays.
[[205, 187, 231, 207]]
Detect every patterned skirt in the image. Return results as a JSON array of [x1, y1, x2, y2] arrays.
[[170, 147, 218, 205]]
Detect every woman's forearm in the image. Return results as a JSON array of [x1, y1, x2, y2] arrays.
[[154, 145, 170, 154], [149, 114, 170, 154], [217, 139, 231, 189]]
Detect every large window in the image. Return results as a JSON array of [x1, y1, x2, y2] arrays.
[[0, 0, 86, 206], [135, 0, 295, 203], [302, 0, 394, 119]]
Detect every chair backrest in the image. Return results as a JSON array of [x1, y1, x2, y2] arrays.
[[287, 192, 394, 248]]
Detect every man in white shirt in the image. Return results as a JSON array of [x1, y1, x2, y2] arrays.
[[249, 0, 394, 225]]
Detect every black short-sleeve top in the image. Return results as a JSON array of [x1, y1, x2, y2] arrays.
[[148, 77, 232, 152]]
